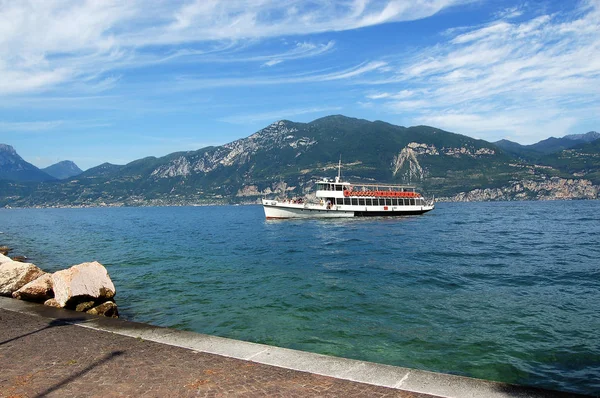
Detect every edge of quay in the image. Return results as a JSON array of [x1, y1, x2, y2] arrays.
[[0, 297, 583, 398]]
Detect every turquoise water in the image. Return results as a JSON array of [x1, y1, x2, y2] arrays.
[[1, 201, 599, 395]]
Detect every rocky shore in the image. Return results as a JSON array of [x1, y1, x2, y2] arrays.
[[0, 247, 117, 317], [439, 177, 598, 202]]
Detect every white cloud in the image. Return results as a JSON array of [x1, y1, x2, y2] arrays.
[[366, 1, 600, 142], [0, 120, 65, 132], [0, 119, 112, 133], [157, 0, 466, 41], [219, 106, 343, 124], [263, 60, 283, 67], [493, 6, 524, 20], [0, 1, 461, 96], [172, 60, 389, 88], [420, 110, 579, 143], [366, 92, 392, 99]]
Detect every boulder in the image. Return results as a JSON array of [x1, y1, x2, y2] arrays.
[[44, 298, 61, 308], [0, 261, 45, 296], [0, 253, 12, 264], [86, 301, 119, 318], [52, 261, 116, 309], [12, 273, 53, 302], [75, 301, 96, 312]]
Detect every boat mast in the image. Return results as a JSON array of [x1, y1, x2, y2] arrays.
[[336, 156, 341, 183]]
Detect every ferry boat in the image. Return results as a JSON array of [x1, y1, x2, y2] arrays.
[[262, 163, 434, 219]]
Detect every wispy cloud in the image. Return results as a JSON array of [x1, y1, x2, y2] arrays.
[[0, 119, 112, 133], [219, 106, 343, 124], [0, 120, 65, 132], [156, 0, 467, 42], [0, 1, 461, 96], [172, 61, 389, 89], [365, 0, 600, 142], [493, 6, 525, 20]]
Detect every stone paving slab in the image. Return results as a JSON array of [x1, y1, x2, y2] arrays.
[[0, 309, 433, 398], [0, 298, 589, 398]]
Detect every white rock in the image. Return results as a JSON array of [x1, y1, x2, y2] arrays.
[[52, 261, 116, 308], [12, 273, 53, 302], [0, 261, 45, 296], [0, 253, 12, 264]]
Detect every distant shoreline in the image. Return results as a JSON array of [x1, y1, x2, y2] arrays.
[[2, 196, 599, 210]]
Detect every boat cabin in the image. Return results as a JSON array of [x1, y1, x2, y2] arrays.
[[315, 178, 426, 208]]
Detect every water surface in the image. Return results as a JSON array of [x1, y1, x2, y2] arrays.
[[1, 201, 598, 395]]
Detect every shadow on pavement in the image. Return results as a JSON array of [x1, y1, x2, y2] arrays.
[[33, 350, 126, 398], [0, 317, 88, 346]]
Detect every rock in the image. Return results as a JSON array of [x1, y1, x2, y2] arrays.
[[0, 253, 12, 264], [75, 301, 96, 312], [0, 246, 11, 255], [52, 261, 116, 309], [86, 301, 119, 318], [11, 255, 28, 263], [0, 261, 45, 296], [12, 273, 53, 302], [44, 298, 61, 308]]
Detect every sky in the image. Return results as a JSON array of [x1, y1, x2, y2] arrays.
[[1, 0, 599, 171]]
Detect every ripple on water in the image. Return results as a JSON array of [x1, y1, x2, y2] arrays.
[[1, 202, 599, 395]]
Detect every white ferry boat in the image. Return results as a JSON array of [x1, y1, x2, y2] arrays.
[[262, 164, 434, 219]]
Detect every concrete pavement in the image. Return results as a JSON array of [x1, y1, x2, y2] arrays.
[[0, 297, 587, 397]]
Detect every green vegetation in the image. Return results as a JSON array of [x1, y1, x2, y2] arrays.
[[1, 116, 598, 207]]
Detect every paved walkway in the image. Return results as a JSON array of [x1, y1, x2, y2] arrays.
[[0, 298, 587, 397]]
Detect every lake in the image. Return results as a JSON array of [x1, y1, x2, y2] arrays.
[[1, 201, 599, 395]]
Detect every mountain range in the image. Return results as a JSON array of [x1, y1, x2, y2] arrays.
[[495, 131, 600, 158], [0, 145, 82, 183], [1, 115, 598, 207]]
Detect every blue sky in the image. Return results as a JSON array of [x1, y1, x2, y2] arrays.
[[1, 0, 599, 170]]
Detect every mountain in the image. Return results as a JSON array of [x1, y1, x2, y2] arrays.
[[0, 116, 598, 207], [495, 131, 600, 159], [494, 139, 543, 159], [73, 115, 512, 198], [564, 131, 600, 142], [0, 144, 55, 182], [42, 160, 83, 180], [538, 138, 600, 185]]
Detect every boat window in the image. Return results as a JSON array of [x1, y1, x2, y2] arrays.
[[410, 199, 415, 206], [336, 185, 343, 191], [366, 199, 372, 206], [359, 199, 365, 206], [402, 199, 407, 206], [378, 199, 385, 206], [344, 198, 351, 205], [384, 199, 390, 205], [351, 198, 358, 206], [391, 199, 397, 206], [336, 198, 343, 205]]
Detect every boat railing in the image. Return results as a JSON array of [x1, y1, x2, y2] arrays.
[[345, 184, 416, 192]]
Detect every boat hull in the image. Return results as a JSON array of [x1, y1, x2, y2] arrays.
[[263, 202, 354, 219], [262, 200, 434, 219]]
